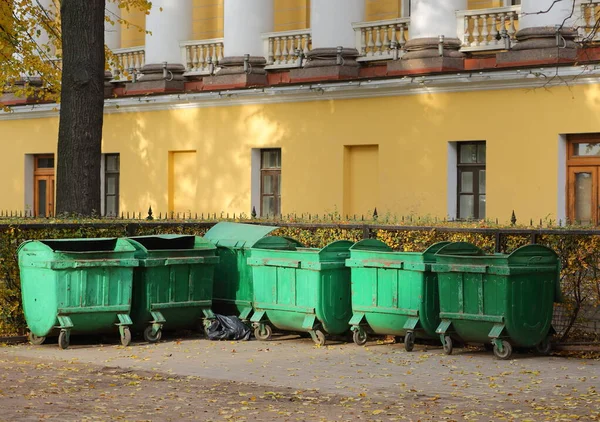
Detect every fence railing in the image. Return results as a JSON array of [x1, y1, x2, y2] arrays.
[[262, 29, 312, 69], [110, 46, 145, 81], [353, 18, 411, 61], [456, 5, 520, 52], [181, 38, 224, 76]]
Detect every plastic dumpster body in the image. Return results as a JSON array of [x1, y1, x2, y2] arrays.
[[346, 240, 450, 350], [248, 239, 353, 345], [125, 235, 219, 343], [18, 238, 138, 349], [204, 222, 298, 320], [432, 242, 560, 359]]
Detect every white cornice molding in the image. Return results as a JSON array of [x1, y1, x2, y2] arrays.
[[1, 66, 600, 121]]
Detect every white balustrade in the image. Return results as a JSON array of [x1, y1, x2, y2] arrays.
[[456, 6, 520, 52], [580, 1, 600, 42], [262, 29, 312, 69], [181, 38, 224, 76], [111, 46, 145, 81], [353, 18, 410, 61]]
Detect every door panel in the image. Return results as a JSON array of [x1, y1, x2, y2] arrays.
[[34, 175, 55, 217], [568, 166, 598, 224]]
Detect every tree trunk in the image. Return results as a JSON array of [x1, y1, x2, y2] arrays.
[[55, 0, 105, 216]]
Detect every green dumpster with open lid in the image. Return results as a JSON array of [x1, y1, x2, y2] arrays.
[[204, 222, 297, 320], [432, 242, 561, 360], [346, 239, 450, 350], [125, 235, 219, 343], [18, 238, 139, 349], [248, 239, 353, 346]]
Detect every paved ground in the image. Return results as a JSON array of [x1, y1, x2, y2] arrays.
[[0, 333, 599, 421]]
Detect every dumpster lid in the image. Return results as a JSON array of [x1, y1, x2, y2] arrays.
[[204, 222, 279, 248], [435, 242, 486, 256], [38, 238, 120, 252], [126, 235, 212, 251], [350, 239, 392, 252]]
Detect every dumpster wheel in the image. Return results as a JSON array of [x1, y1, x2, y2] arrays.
[[442, 336, 453, 355], [120, 327, 132, 347], [352, 329, 368, 346], [144, 326, 162, 343], [312, 329, 326, 347], [254, 324, 272, 341], [404, 331, 415, 352], [535, 338, 552, 355], [28, 332, 46, 346], [493, 340, 512, 360], [58, 330, 69, 350]]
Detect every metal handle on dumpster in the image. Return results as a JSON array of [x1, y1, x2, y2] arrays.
[[432, 263, 487, 273], [41, 258, 139, 269], [357, 259, 404, 269], [164, 256, 219, 266], [258, 258, 301, 268]]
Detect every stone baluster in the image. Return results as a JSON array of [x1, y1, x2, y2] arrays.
[[274, 37, 282, 64], [473, 15, 480, 46], [199, 45, 206, 71], [360, 29, 367, 56], [382, 26, 390, 55], [374, 27, 382, 55], [481, 15, 489, 45], [367, 27, 375, 56], [282, 36, 289, 63]]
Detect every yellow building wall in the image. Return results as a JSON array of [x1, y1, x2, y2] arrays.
[[344, 145, 380, 216], [274, 0, 310, 32], [3, 83, 600, 223], [121, 7, 146, 48], [468, 0, 504, 9], [169, 151, 198, 213], [192, 0, 224, 40], [366, 0, 402, 21]]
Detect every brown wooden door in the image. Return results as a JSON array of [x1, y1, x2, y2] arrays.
[[568, 166, 599, 225], [34, 155, 55, 217]]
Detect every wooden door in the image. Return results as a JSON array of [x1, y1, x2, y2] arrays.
[[34, 155, 55, 217], [567, 166, 598, 225]]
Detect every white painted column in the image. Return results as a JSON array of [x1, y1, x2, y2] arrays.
[[105, 0, 121, 51], [520, 0, 578, 29], [410, 0, 467, 39], [311, 0, 364, 49], [144, 0, 193, 65], [224, 0, 273, 57]]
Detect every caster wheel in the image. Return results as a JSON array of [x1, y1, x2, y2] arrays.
[[28, 332, 46, 346], [254, 324, 272, 341], [443, 336, 453, 355], [58, 331, 69, 350], [404, 331, 415, 352], [353, 330, 368, 346], [314, 330, 326, 346], [120, 327, 132, 347], [535, 338, 552, 355], [493, 340, 513, 360], [144, 326, 162, 343]]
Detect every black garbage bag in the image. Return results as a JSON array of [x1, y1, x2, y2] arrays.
[[206, 314, 251, 341]]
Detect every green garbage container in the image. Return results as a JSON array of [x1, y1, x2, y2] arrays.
[[248, 239, 353, 346], [346, 239, 450, 350], [432, 242, 561, 360], [18, 238, 138, 349], [204, 222, 298, 321], [125, 235, 219, 343]]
